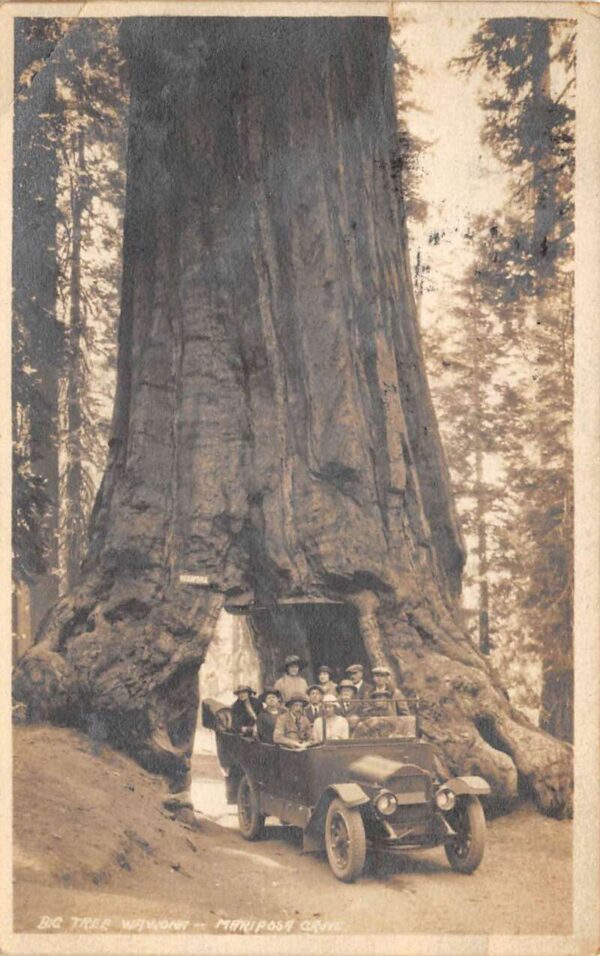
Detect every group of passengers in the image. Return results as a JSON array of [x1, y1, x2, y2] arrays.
[[229, 654, 410, 748]]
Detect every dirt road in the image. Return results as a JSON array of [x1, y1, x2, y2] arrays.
[[13, 726, 572, 937]]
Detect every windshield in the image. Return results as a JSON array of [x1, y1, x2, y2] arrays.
[[320, 698, 419, 742]]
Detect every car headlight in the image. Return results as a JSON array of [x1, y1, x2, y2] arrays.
[[375, 790, 398, 816], [435, 787, 456, 812]]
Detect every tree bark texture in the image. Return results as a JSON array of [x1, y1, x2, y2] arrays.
[[64, 129, 86, 590], [13, 18, 572, 814]]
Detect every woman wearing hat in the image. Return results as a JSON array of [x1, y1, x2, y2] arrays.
[[273, 654, 309, 703], [316, 664, 337, 697], [256, 688, 284, 743], [312, 694, 350, 742], [231, 685, 260, 735]]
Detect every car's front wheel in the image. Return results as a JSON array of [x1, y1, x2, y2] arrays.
[[324, 798, 367, 883], [444, 795, 486, 873], [237, 772, 265, 841]]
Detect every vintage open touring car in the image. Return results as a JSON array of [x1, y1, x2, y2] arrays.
[[203, 698, 491, 882]]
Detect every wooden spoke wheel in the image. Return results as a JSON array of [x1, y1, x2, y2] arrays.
[[324, 798, 366, 883], [444, 795, 486, 873], [237, 772, 265, 841]]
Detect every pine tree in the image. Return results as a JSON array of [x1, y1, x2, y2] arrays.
[[53, 19, 126, 590], [13, 18, 127, 615], [453, 18, 575, 739]]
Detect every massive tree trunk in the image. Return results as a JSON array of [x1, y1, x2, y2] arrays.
[[13, 17, 572, 815]]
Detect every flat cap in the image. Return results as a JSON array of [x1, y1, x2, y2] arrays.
[[345, 664, 364, 674]]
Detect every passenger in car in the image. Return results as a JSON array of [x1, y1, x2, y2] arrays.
[[345, 663, 374, 699], [273, 694, 313, 749], [312, 694, 350, 742], [369, 689, 394, 715], [337, 679, 359, 717], [371, 666, 410, 716], [274, 654, 309, 702], [256, 688, 284, 743], [304, 685, 324, 723], [231, 685, 260, 735], [316, 664, 338, 696]]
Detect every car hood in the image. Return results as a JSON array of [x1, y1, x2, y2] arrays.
[[348, 754, 429, 787]]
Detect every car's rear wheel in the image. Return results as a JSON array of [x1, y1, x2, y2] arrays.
[[324, 798, 366, 883], [237, 772, 265, 841], [444, 795, 486, 873]]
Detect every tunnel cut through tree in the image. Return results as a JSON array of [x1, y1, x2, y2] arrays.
[[13, 17, 572, 816]]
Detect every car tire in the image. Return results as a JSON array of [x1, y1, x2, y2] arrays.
[[237, 772, 265, 841], [324, 798, 367, 883], [444, 795, 486, 873]]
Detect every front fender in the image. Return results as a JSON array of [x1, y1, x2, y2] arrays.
[[444, 775, 491, 796], [302, 783, 369, 853], [326, 783, 371, 807]]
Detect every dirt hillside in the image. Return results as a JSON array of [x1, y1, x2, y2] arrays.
[[13, 724, 572, 937]]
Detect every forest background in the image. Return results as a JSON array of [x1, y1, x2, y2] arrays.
[[12, 12, 575, 742]]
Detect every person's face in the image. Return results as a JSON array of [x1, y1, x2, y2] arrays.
[[324, 702, 336, 717], [287, 664, 300, 677], [350, 671, 361, 685], [374, 673, 386, 688], [318, 671, 328, 684], [264, 693, 279, 709], [238, 691, 249, 701], [289, 701, 303, 717], [340, 688, 354, 702], [308, 689, 322, 705]]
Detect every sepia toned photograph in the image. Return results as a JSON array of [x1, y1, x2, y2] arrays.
[[3, 2, 598, 952]]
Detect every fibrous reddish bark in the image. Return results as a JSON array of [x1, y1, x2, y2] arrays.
[[13, 17, 572, 815]]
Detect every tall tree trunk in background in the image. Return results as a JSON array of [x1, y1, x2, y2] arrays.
[[14, 18, 572, 814], [13, 20, 62, 636], [529, 20, 573, 742], [471, 299, 490, 656], [64, 129, 87, 590]]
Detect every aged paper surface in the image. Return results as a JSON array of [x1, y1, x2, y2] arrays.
[[0, 1, 598, 954]]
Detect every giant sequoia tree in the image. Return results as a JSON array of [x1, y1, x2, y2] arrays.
[[14, 18, 572, 815]]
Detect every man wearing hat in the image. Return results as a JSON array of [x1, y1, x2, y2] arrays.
[[274, 654, 309, 702], [371, 665, 409, 716], [312, 694, 350, 742], [345, 663, 373, 699], [316, 664, 337, 696], [304, 685, 324, 723], [231, 685, 260, 735], [273, 694, 313, 749], [256, 688, 284, 743], [337, 679, 359, 719]]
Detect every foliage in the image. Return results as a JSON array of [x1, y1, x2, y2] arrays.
[[434, 18, 576, 737], [12, 313, 50, 583], [13, 19, 126, 601], [390, 18, 430, 224]]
